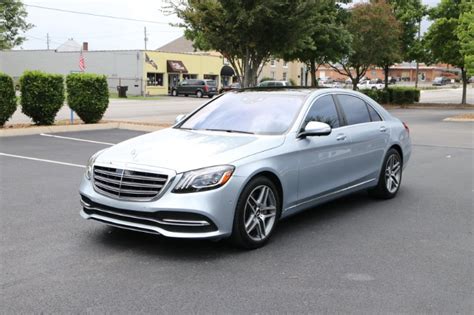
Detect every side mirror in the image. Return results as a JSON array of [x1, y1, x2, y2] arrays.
[[298, 121, 332, 138], [175, 114, 186, 124]]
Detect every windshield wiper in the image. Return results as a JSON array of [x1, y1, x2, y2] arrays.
[[203, 128, 255, 135]]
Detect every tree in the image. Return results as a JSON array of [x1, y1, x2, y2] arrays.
[[331, 0, 401, 90], [0, 0, 33, 49], [386, 0, 427, 88], [283, 0, 351, 87], [168, 0, 322, 87], [457, 0, 474, 76], [425, 0, 470, 104]]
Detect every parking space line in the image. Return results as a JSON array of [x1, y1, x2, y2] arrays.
[[0, 153, 85, 168], [40, 133, 115, 145]]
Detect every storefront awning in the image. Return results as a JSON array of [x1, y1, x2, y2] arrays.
[[167, 60, 188, 73], [220, 65, 235, 76]]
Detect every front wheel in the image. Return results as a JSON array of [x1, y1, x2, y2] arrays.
[[196, 90, 203, 98], [171, 89, 178, 96], [231, 177, 281, 249], [369, 148, 402, 199]]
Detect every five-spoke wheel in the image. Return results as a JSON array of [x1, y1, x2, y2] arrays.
[[369, 148, 403, 199]]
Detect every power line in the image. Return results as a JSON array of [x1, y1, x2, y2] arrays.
[[24, 4, 171, 25]]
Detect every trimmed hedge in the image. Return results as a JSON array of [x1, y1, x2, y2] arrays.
[[66, 73, 109, 124], [20, 71, 65, 125], [0, 73, 17, 127], [360, 87, 420, 104]]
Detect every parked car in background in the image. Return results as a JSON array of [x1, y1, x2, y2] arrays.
[[468, 76, 474, 83], [258, 80, 291, 87], [358, 79, 384, 90], [80, 88, 411, 249], [219, 82, 241, 94], [319, 78, 342, 88], [171, 79, 217, 98], [432, 77, 451, 86]]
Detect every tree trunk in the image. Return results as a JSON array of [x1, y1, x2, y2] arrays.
[[461, 67, 467, 105], [310, 60, 317, 87], [415, 61, 419, 89], [352, 78, 358, 90], [383, 64, 389, 89]]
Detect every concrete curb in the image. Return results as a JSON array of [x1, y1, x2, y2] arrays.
[[443, 118, 474, 122], [0, 122, 168, 137]]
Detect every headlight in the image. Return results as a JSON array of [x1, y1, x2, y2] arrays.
[[172, 165, 235, 193], [84, 150, 105, 180]]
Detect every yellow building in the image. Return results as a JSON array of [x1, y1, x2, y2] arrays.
[[143, 51, 225, 96]]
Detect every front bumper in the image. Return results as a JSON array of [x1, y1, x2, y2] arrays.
[[79, 174, 245, 239]]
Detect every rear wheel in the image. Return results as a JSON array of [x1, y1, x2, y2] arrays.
[[196, 90, 203, 98], [231, 177, 281, 249], [369, 148, 402, 199]]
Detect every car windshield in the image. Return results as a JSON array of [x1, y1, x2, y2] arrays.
[[179, 92, 306, 135]]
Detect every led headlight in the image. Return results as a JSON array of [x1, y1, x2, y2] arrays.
[[84, 150, 105, 180], [172, 165, 235, 193]]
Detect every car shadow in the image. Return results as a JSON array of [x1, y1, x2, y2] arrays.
[[89, 189, 406, 260]]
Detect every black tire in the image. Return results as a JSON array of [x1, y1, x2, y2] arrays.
[[196, 90, 203, 98], [369, 148, 403, 199], [184, 94, 188, 97], [171, 89, 178, 96], [208, 95, 214, 98], [231, 176, 281, 249]]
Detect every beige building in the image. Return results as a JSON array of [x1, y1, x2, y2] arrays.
[[158, 36, 308, 86]]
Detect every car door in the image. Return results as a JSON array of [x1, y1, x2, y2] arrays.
[[296, 94, 354, 203], [178, 80, 188, 95], [335, 94, 389, 183]]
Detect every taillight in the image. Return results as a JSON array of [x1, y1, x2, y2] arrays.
[[204, 85, 209, 92], [403, 122, 409, 135]]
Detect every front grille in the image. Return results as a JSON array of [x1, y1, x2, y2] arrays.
[[93, 165, 168, 201]]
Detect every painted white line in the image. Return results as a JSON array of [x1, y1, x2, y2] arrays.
[[40, 133, 115, 146], [0, 153, 85, 168]]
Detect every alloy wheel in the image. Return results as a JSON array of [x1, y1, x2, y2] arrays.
[[385, 154, 401, 194], [243, 185, 277, 241]]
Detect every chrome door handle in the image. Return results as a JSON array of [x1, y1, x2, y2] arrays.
[[379, 126, 387, 132], [336, 134, 347, 141]]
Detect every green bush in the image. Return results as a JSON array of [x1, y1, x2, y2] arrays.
[[260, 77, 274, 83], [20, 71, 65, 125], [66, 73, 109, 124], [0, 73, 17, 127], [360, 87, 419, 104], [390, 87, 420, 104]]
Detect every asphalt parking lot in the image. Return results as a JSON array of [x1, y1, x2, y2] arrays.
[[1, 109, 472, 313]]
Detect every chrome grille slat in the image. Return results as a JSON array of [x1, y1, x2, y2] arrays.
[[93, 166, 168, 201], [94, 174, 164, 189]]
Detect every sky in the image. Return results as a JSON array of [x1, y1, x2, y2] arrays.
[[18, 0, 441, 51]]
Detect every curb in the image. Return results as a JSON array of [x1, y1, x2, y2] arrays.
[[0, 122, 168, 137], [443, 118, 474, 122]]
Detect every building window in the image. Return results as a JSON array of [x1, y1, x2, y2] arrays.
[[283, 61, 288, 68], [270, 58, 276, 67], [282, 72, 287, 81], [183, 74, 198, 80], [271, 71, 275, 79], [147, 73, 164, 86]]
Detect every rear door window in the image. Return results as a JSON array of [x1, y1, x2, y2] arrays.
[[337, 95, 371, 125]]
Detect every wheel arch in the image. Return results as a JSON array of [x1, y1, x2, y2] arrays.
[[389, 144, 403, 164], [242, 170, 284, 207]]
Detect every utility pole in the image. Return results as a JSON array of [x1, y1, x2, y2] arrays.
[[46, 33, 50, 50], [144, 26, 148, 50]]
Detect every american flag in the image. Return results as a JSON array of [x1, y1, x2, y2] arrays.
[[79, 50, 86, 71]]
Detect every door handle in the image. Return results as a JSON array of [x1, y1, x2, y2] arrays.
[[379, 126, 387, 132], [336, 134, 347, 141]]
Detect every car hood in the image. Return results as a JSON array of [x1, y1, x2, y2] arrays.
[[96, 128, 284, 173]]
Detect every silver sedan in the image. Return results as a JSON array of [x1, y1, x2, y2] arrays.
[[79, 88, 411, 249]]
